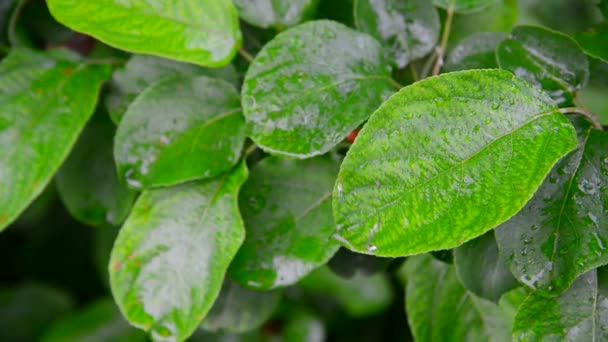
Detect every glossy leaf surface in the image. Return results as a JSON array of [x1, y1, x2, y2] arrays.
[[234, 0, 318, 28], [576, 24, 608, 63], [333, 69, 577, 257], [497, 26, 589, 105], [242, 20, 395, 158], [56, 115, 137, 226], [201, 280, 281, 333], [444, 32, 506, 71], [495, 122, 608, 295], [109, 163, 248, 341], [433, 0, 496, 13], [114, 75, 245, 190], [354, 0, 440, 68], [47, 0, 241, 67], [513, 268, 608, 341], [454, 231, 518, 302], [41, 299, 147, 342], [229, 156, 340, 290], [0, 49, 109, 231]]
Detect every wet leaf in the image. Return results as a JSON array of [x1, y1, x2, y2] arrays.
[[201, 279, 281, 333], [444, 32, 507, 71], [105, 55, 239, 124], [497, 25, 589, 105], [56, 115, 137, 227], [114, 75, 245, 190], [404, 254, 514, 342], [454, 230, 518, 302], [333, 69, 577, 257], [242, 20, 396, 158], [41, 299, 147, 342], [0, 49, 110, 231], [513, 268, 608, 341], [433, 0, 497, 13], [234, 0, 318, 29], [495, 120, 608, 295], [109, 163, 248, 341], [229, 156, 340, 290], [576, 24, 608, 63], [354, 0, 440, 68], [47, 0, 241, 67]]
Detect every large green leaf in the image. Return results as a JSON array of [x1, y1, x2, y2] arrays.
[[497, 26, 589, 105], [109, 163, 248, 341], [242, 20, 396, 158], [404, 254, 516, 342], [495, 121, 608, 295], [444, 32, 506, 71], [333, 69, 577, 257], [56, 114, 137, 226], [47, 0, 241, 67], [454, 231, 518, 302], [353, 0, 440, 68], [105, 55, 239, 124], [234, 0, 318, 29], [114, 75, 245, 190], [41, 299, 147, 342], [229, 156, 340, 290], [0, 49, 110, 231], [513, 268, 608, 341], [576, 24, 608, 63], [433, 0, 497, 13], [200, 280, 281, 333]]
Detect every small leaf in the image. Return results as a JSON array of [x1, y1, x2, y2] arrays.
[[333, 69, 577, 257], [513, 268, 608, 341], [404, 254, 513, 342], [0, 49, 110, 231], [497, 25, 589, 105], [234, 0, 318, 29], [354, 0, 440, 68], [495, 120, 608, 295], [200, 279, 281, 333], [433, 0, 497, 13], [109, 163, 248, 342], [242, 20, 396, 158], [444, 32, 507, 71], [114, 75, 245, 189], [454, 230, 518, 302], [229, 156, 340, 290], [576, 24, 608, 63], [56, 115, 137, 226], [41, 299, 147, 342], [105, 55, 239, 124], [47, 0, 241, 67]]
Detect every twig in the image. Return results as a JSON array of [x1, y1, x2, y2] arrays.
[[8, 0, 27, 46], [558, 107, 603, 130], [432, 7, 454, 76], [238, 48, 254, 63]]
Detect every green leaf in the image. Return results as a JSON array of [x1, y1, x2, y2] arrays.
[[298, 266, 393, 317], [444, 32, 507, 71], [0, 0, 14, 46], [404, 254, 513, 342], [109, 162, 248, 341], [200, 280, 281, 333], [576, 24, 608, 63], [47, 0, 241, 67], [433, 0, 497, 13], [0, 49, 110, 231], [242, 20, 396, 158], [600, 0, 608, 18], [353, 0, 440, 68], [498, 287, 528, 320], [283, 310, 326, 342], [497, 25, 589, 105], [234, 0, 319, 29], [229, 156, 340, 290], [114, 75, 245, 190], [41, 299, 147, 342], [495, 121, 608, 295], [56, 115, 137, 226], [454, 231, 518, 302], [513, 268, 608, 341], [105, 55, 239, 124], [0, 284, 73, 341], [333, 69, 577, 257], [447, 0, 517, 45]]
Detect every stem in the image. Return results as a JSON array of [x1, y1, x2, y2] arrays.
[[432, 7, 454, 76], [420, 50, 437, 80], [8, 0, 27, 46], [409, 63, 419, 82], [238, 48, 254, 63], [558, 107, 603, 130], [387, 77, 403, 90], [243, 143, 258, 157]]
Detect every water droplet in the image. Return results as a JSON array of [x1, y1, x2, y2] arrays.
[[473, 124, 480, 132], [375, 180, 381, 187], [589, 212, 599, 224], [491, 102, 500, 110], [484, 118, 492, 125], [521, 248, 528, 256], [159, 135, 170, 145], [368, 245, 377, 252], [524, 238, 532, 245], [578, 179, 597, 195], [403, 217, 409, 229]]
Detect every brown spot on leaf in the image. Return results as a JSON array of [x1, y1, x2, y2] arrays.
[[61, 67, 74, 75], [0, 214, 8, 224], [112, 260, 122, 271]]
